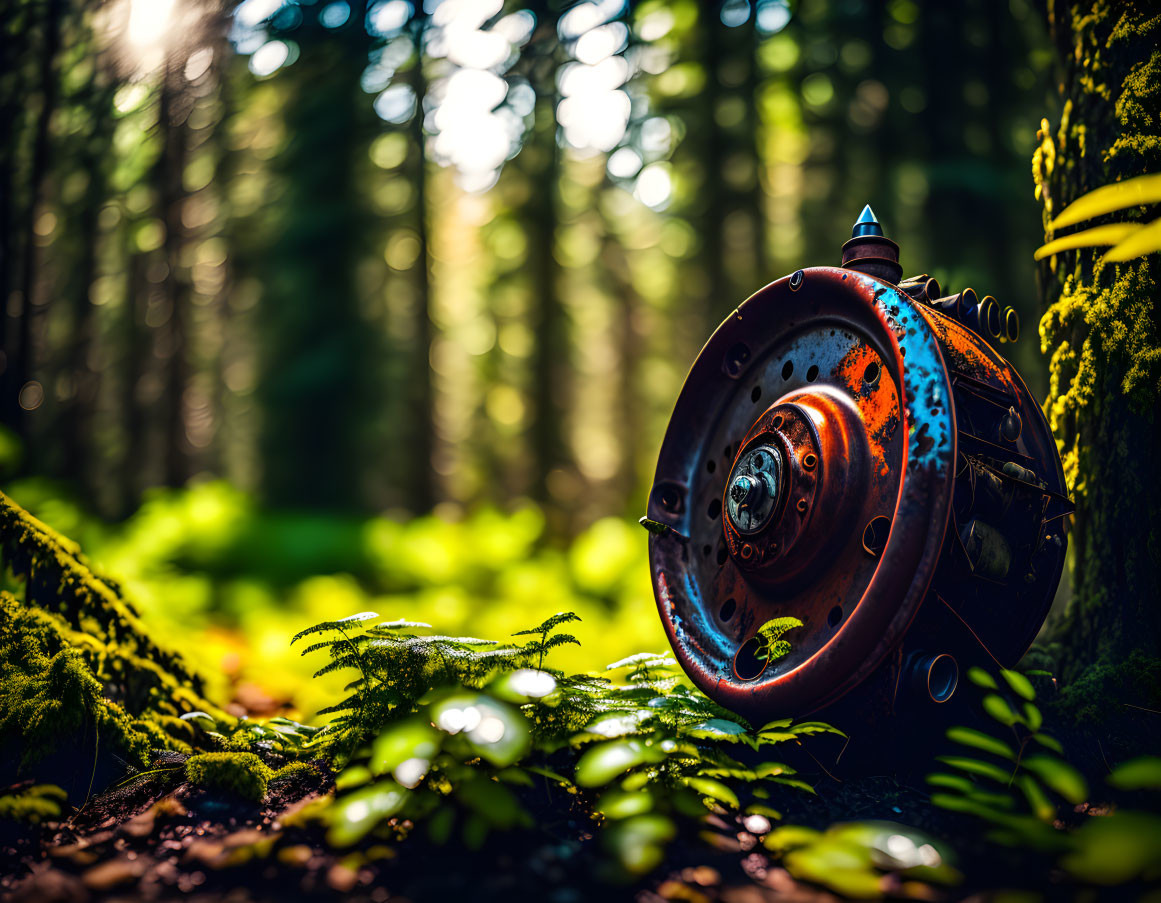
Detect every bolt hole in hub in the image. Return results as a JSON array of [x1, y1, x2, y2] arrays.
[[733, 636, 769, 681], [862, 515, 891, 557]]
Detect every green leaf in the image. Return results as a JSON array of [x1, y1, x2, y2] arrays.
[[605, 652, 675, 672], [789, 721, 846, 737], [431, 695, 530, 767], [1023, 702, 1043, 732], [926, 772, 974, 794], [1031, 732, 1064, 754], [370, 718, 441, 776], [930, 792, 1011, 822], [769, 776, 816, 794], [1016, 774, 1056, 822], [763, 824, 822, 852], [327, 781, 407, 846], [682, 776, 739, 809], [575, 739, 666, 787], [982, 693, 1021, 727], [1034, 223, 1142, 260], [1108, 756, 1161, 791], [684, 718, 749, 743], [457, 775, 529, 829], [291, 612, 379, 644], [179, 711, 218, 732], [946, 726, 1016, 761], [603, 813, 676, 875], [1022, 754, 1088, 805], [375, 618, 433, 630], [511, 611, 581, 636], [1105, 218, 1161, 262], [1049, 173, 1161, 229], [1061, 811, 1161, 885], [596, 789, 654, 819], [967, 667, 997, 690], [334, 765, 372, 790], [755, 761, 795, 778], [936, 755, 1012, 784], [999, 670, 1036, 702], [755, 730, 799, 744], [574, 710, 653, 741]]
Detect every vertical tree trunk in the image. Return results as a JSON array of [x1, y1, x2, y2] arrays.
[[524, 8, 568, 506], [5, 0, 62, 437], [404, 12, 435, 512], [1033, 1, 1161, 675], [157, 60, 191, 487]]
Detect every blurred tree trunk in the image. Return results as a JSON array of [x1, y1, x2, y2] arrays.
[[256, 1, 379, 510], [59, 77, 114, 490], [404, 11, 435, 512], [1034, 1, 1161, 674], [121, 252, 147, 515], [523, 6, 568, 505], [2, 0, 62, 438], [158, 60, 193, 487]]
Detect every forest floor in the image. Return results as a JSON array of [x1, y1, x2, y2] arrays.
[[1, 767, 950, 903]]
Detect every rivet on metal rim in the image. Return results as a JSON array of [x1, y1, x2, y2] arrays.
[[789, 270, 804, 291], [802, 453, 817, 470]]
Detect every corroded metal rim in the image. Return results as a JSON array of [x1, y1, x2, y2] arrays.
[[647, 267, 957, 721]]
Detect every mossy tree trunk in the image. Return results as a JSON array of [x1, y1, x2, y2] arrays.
[[1033, 1, 1161, 677]]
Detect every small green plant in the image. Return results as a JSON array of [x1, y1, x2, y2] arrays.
[[756, 616, 803, 664], [929, 667, 1161, 888], [928, 666, 1086, 849], [297, 609, 843, 875], [762, 821, 961, 899]]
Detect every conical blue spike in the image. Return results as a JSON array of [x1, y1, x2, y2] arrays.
[[851, 204, 884, 238]]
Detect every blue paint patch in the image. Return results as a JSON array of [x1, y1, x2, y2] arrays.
[[851, 273, 953, 476]]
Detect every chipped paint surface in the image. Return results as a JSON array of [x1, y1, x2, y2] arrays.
[[647, 266, 957, 721], [852, 273, 953, 476]]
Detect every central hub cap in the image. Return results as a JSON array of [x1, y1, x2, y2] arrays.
[[725, 446, 782, 534], [721, 389, 871, 586]]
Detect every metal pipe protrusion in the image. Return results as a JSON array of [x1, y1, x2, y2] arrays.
[[932, 287, 978, 322], [962, 295, 1002, 341], [907, 651, 959, 703], [1003, 307, 1020, 343]]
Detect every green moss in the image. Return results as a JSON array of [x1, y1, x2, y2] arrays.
[[271, 761, 320, 784], [1053, 649, 1161, 727], [0, 490, 209, 710], [184, 752, 273, 802], [1034, 0, 1161, 676], [0, 784, 67, 824], [0, 491, 226, 775]]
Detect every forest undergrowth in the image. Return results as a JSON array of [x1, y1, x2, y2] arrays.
[[1, 486, 1160, 901]]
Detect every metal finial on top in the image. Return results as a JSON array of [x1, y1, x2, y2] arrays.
[[852, 204, 883, 238]]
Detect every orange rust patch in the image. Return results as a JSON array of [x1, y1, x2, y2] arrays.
[[835, 343, 899, 477]]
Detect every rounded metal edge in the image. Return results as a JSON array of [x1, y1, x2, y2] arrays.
[[647, 266, 958, 721]]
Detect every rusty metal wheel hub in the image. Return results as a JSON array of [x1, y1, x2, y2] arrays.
[[645, 209, 1070, 723]]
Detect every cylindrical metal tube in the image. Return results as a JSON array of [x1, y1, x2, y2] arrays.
[[1003, 307, 1020, 342]]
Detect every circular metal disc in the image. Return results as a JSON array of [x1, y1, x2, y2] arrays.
[[647, 267, 957, 721]]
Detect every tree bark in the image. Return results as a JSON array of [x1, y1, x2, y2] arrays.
[[1033, 1, 1161, 675]]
